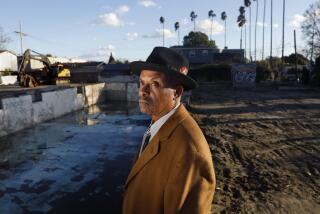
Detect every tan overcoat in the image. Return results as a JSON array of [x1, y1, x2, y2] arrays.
[[123, 104, 216, 214]]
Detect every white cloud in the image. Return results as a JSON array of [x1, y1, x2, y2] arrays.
[[79, 45, 116, 60], [181, 18, 189, 26], [115, 5, 130, 15], [257, 22, 268, 27], [127, 32, 139, 41], [273, 24, 279, 28], [138, 0, 157, 8], [197, 19, 224, 35], [94, 5, 133, 27], [142, 28, 175, 38], [289, 14, 307, 28]]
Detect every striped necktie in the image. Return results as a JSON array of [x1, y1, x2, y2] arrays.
[[139, 128, 151, 156]]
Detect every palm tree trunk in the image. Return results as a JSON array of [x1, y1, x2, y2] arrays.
[[240, 27, 243, 49], [210, 18, 213, 41], [262, 0, 266, 60], [249, 6, 252, 62], [270, 0, 273, 64], [245, 24, 247, 61], [255, 0, 259, 62], [281, 0, 285, 63], [178, 29, 180, 46], [194, 20, 196, 31], [224, 20, 227, 48], [162, 23, 165, 47]]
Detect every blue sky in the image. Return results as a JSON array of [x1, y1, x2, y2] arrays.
[[0, 0, 316, 61]]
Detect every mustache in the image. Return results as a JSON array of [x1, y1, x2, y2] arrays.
[[139, 97, 153, 103]]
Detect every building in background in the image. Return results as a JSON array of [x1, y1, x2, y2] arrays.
[[170, 46, 245, 67], [0, 50, 18, 72]]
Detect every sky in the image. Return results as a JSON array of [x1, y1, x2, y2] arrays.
[[0, 0, 317, 62]]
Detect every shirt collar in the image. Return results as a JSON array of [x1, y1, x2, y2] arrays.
[[148, 102, 180, 142]]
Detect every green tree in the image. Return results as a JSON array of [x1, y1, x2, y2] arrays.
[[160, 16, 165, 47], [108, 53, 116, 64], [284, 53, 309, 65], [183, 31, 217, 48], [208, 10, 216, 41]]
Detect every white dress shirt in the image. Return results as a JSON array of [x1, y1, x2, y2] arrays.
[[139, 102, 180, 156]]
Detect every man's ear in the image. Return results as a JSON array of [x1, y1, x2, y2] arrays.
[[174, 85, 184, 99]]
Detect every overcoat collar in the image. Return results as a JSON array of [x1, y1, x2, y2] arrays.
[[124, 104, 190, 188]]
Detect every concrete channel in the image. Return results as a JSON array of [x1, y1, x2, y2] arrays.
[[0, 101, 149, 213]]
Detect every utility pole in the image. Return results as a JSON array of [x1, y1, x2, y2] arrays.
[[281, 0, 285, 63], [14, 21, 27, 55]]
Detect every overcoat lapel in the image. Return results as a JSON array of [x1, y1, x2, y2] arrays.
[[124, 104, 189, 188]]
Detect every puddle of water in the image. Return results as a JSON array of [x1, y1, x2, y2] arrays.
[[0, 101, 149, 214]]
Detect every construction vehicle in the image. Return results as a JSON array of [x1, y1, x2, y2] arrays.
[[17, 49, 71, 87]]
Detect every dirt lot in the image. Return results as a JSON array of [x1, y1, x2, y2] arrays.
[[188, 83, 320, 214]]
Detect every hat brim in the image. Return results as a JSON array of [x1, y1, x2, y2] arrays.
[[130, 61, 198, 91]]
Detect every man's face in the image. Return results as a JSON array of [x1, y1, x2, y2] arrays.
[[139, 70, 176, 120]]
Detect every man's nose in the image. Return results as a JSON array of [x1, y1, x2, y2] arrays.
[[139, 84, 150, 96]]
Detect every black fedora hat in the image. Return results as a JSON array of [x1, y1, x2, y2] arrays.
[[130, 47, 198, 90]]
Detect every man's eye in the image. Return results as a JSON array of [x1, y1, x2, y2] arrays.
[[151, 82, 159, 87]]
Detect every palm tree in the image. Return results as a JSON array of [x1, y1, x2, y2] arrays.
[[208, 10, 216, 41], [244, 0, 252, 61], [190, 11, 197, 31], [262, 0, 266, 60], [160, 16, 165, 46], [221, 11, 227, 49], [174, 21, 180, 46], [253, 0, 258, 62], [238, 7, 246, 50]]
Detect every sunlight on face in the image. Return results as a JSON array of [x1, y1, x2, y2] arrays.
[[139, 70, 175, 120]]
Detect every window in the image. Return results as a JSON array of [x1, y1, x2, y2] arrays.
[[202, 50, 209, 56], [189, 50, 195, 57]]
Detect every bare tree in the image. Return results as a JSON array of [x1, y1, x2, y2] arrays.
[[0, 27, 11, 49], [301, 1, 320, 62]]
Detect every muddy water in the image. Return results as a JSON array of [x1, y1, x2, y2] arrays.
[[0, 102, 149, 214]]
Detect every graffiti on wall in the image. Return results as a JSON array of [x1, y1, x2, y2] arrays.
[[232, 64, 257, 87]]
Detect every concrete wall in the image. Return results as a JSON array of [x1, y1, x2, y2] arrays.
[[102, 82, 138, 102], [0, 83, 105, 137]]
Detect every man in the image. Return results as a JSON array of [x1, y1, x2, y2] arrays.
[[123, 47, 215, 214]]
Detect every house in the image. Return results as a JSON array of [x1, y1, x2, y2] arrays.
[[0, 50, 18, 72], [170, 46, 245, 66]]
